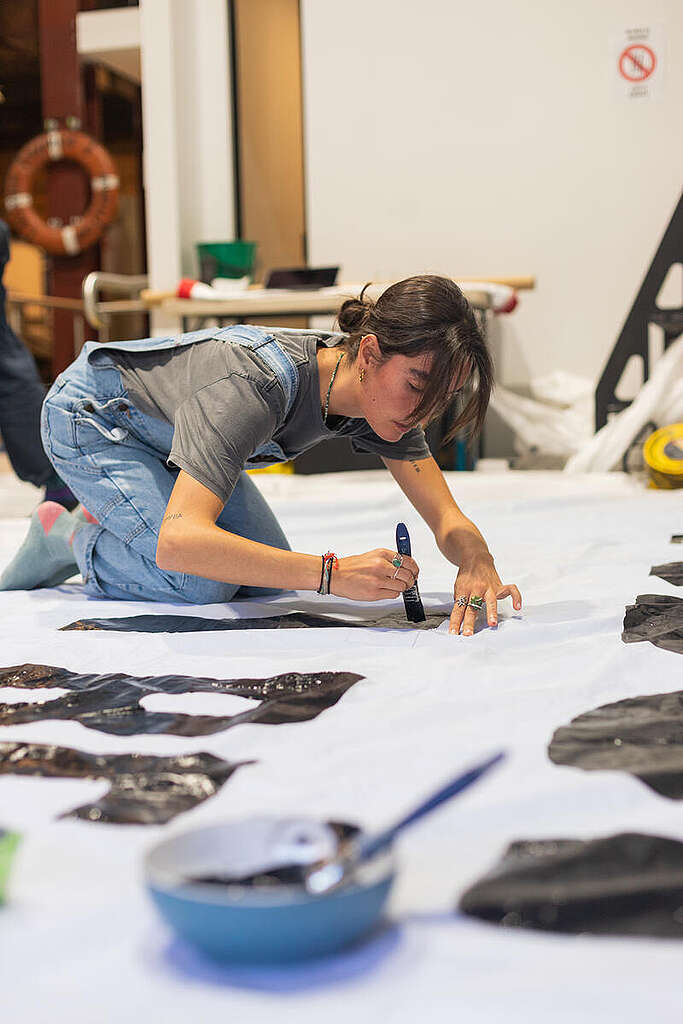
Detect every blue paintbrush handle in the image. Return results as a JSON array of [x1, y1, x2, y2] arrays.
[[357, 752, 505, 862], [396, 522, 426, 622], [396, 522, 412, 557]]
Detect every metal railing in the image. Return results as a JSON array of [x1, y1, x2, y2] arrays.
[[82, 272, 149, 339]]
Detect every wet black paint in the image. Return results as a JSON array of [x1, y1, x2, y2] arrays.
[[0, 664, 365, 737], [549, 689, 683, 798], [60, 611, 448, 633], [459, 833, 683, 938], [622, 593, 683, 654], [650, 561, 683, 586], [0, 740, 250, 825], [189, 823, 359, 889]]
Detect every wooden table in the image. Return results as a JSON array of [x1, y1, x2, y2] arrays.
[[140, 277, 535, 331], [8, 276, 536, 337]]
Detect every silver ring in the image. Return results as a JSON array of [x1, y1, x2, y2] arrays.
[[456, 596, 468, 608], [393, 566, 401, 579]]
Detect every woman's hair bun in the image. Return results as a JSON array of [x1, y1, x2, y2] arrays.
[[337, 287, 374, 334]]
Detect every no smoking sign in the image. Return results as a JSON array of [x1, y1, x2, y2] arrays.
[[619, 44, 656, 82], [610, 26, 664, 100]]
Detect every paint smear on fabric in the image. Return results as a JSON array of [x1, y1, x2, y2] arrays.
[[621, 594, 683, 654], [0, 664, 365, 737], [0, 740, 250, 825], [460, 833, 683, 938], [549, 689, 683, 797], [60, 611, 449, 633], [650, 562, 683, 587]]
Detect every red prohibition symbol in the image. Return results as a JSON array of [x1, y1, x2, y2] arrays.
[[619, 44, 656, 82]]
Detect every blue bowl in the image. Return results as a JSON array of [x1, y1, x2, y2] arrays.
[[145, 819, 395, 964]]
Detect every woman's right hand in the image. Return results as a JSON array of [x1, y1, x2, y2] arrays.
[[331, 548, 420, 601]]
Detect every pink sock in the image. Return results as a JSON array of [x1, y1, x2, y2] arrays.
[[37, 502, 68, 535]]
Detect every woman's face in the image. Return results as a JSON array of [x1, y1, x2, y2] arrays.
[[358, 347, 436, 442]]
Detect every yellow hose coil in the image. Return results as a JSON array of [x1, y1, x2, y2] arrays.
[[643, 423, 683, 489]]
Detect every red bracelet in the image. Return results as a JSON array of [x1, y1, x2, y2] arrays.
[[322, 551, 339, 570], [317, 551, 339, 595]]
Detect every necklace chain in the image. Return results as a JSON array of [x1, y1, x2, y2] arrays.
[[323, 351, 344, 424]]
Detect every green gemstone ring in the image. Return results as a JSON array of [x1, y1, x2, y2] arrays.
[[468, 595, 484, 609], [392, 556, 403, 569]]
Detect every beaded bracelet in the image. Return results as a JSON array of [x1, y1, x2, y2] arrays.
[[317, 551, 339, 595]]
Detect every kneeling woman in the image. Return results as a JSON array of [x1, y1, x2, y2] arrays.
[[1, 275, 521, 636]]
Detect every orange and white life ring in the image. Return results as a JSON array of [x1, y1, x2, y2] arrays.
[[3, 129, 119, 256]]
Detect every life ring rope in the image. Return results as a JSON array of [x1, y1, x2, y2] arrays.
[[3, 129, 119, 256]]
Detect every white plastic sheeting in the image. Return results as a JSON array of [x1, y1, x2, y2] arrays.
[[1, 470, 681, 1022], [490, 371, 593, 457], [566, 335, 683, 473]]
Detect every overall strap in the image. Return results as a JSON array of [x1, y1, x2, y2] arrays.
[[214, 325, 299, 418], [86, 323, 299, 419]]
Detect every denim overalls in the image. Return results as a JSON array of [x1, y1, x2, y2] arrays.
[[41, 325, 300, 603]]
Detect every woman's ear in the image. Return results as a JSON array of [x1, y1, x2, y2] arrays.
[[359, 334, 381, 366]]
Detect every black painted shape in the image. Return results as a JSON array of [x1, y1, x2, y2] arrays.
[[0, 664, 365, 737], [62, 612, 354, 632], [622, 594, 683, 654], [60, 611, 449, 633], [548, 689, 683, 798], [0, 740, 249, 825], [672, 535, 683, 544], [459, 833, 683, 938], [650, 562, 683, 586]]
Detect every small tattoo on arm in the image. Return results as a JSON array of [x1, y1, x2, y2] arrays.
[[162, 512, 183, 524], [410, 461, 421, 473]]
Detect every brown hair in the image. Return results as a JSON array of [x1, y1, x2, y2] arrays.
[[336, 275, 493, 440]]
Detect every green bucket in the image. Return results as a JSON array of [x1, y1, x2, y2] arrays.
[[196, 241, 257, 283]]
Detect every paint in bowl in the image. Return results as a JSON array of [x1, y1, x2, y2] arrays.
[[144, 817, 395, 964]]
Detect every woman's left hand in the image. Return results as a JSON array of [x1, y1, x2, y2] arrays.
[[449, 555, 522, 636]]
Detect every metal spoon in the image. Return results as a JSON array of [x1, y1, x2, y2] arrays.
[[305, 751, 505, 895]]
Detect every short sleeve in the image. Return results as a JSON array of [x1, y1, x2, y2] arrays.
[[349, 423, 431, 461], [168, 375, 280, 503]]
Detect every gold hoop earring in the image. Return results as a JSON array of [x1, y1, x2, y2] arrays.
[[359, 368, 365, 383]]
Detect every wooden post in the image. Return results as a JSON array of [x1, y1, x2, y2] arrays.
[[38, 0, 99, 375]]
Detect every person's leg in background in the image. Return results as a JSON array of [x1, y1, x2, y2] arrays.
[[0, 220, 77, 508]]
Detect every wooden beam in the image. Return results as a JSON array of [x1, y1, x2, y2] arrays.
[[8, 292, 84, 311], [38, 0, 100, 376]]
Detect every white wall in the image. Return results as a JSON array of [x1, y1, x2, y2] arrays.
[[300, 0, 682, 387], [172, 0, 234, 276], [139, 0, 235, 331]]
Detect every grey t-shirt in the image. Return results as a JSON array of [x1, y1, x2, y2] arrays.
[[111, 329, 430, 504]]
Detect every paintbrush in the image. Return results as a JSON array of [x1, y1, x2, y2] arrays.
[[396, 522, 426, 622], [305, 752, 505, 895]]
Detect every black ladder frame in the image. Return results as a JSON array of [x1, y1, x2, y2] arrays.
[[595, 191, 683, 431]]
